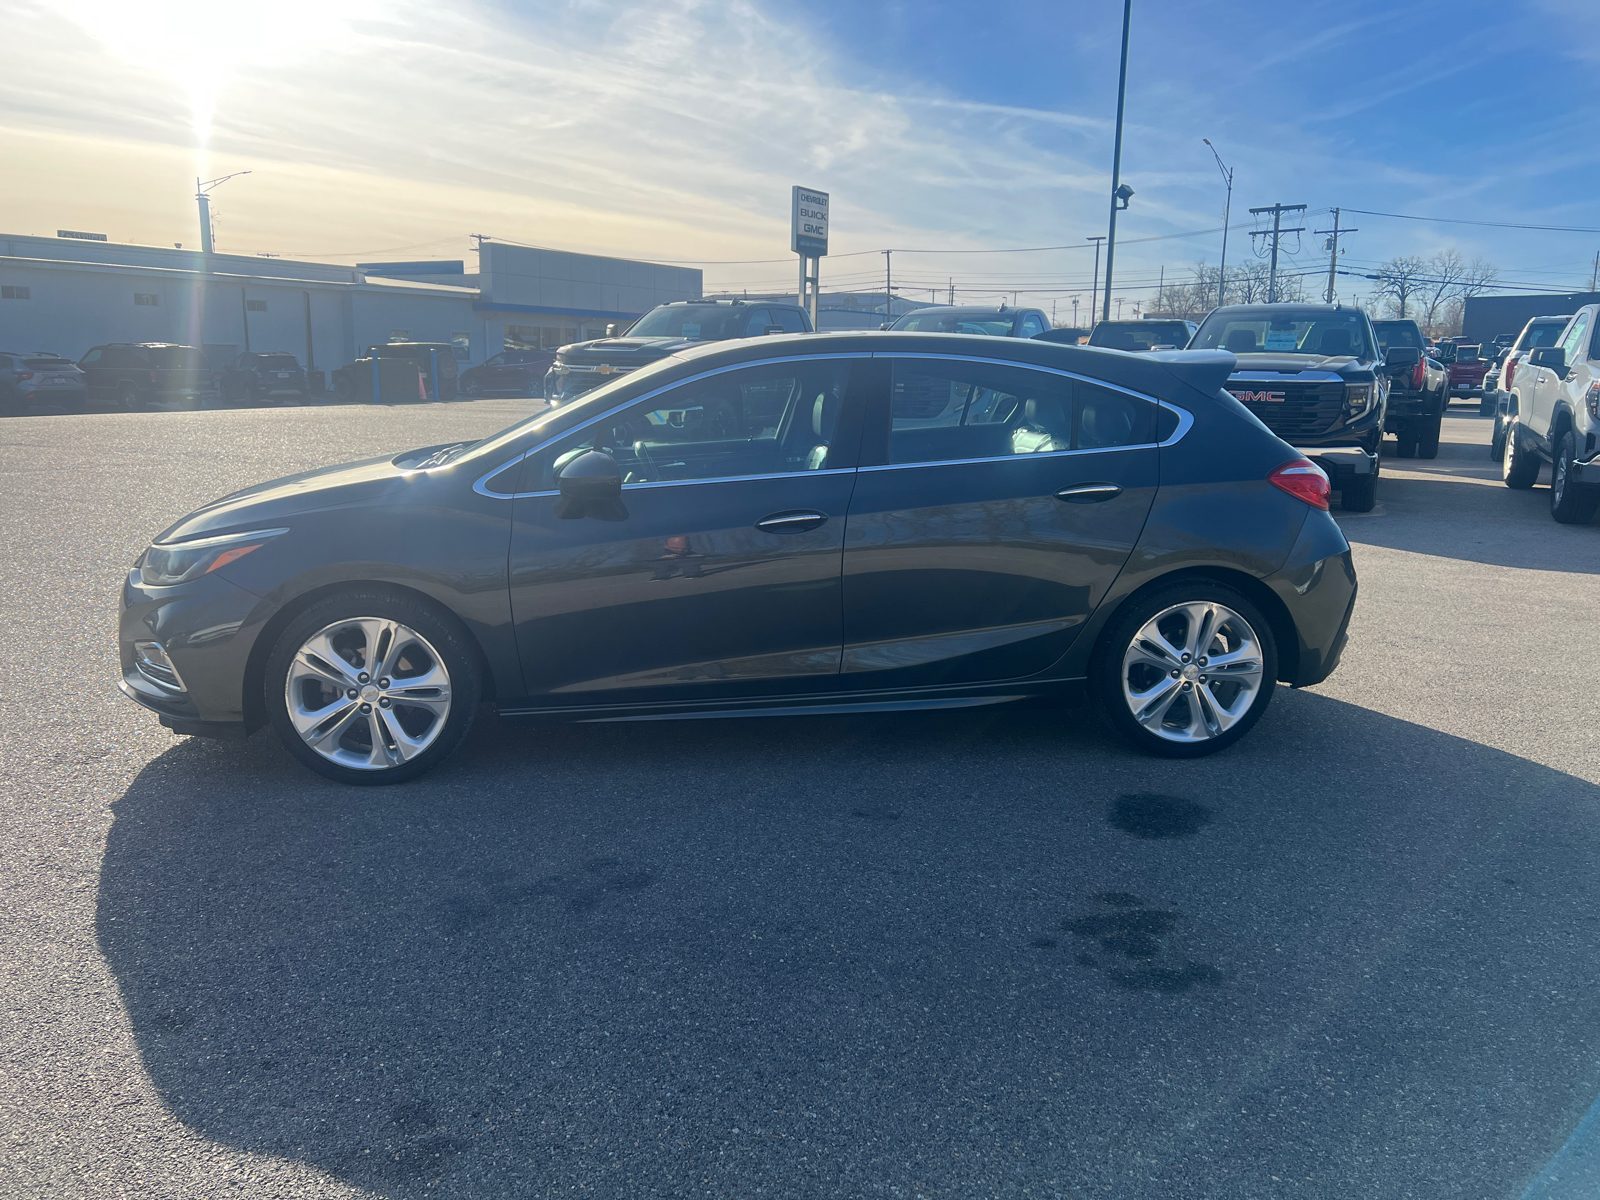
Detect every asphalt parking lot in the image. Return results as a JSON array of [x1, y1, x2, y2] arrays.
[[4, 398, 1600, 1199]]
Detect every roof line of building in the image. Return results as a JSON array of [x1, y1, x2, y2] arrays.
[[0, 251, 478, 295], [472, 300, 642, 320]]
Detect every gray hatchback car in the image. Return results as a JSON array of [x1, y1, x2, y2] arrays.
[[119, 333, 1356, 784]]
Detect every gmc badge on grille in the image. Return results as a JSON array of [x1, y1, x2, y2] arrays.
[[1230, 390, 1286, 403]]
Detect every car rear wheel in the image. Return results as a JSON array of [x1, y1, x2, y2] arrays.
[[1417, 414, 1441, 460], [1502, 421, 1539, 489], [1479, 393, 1497, 417], [1092, 584, 1278, 758], [462, 378, 481, 397], [1490, 418, 1507, 462], [116, 381, 140, 410], [266, 591, 481, 785], [1395, 432, 1418, 458], [1550, 430, 1600, 524]]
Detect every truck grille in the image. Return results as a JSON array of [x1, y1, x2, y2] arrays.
[[1229, 382, 1345, 440]]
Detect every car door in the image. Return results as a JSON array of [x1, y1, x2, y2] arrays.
[[1534, 313, 1589, 442], [506, 354, 867, 704], [838, 354, 1160, 689]]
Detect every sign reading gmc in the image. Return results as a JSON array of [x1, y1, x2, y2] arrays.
[[1229, 389, 1287, 403]]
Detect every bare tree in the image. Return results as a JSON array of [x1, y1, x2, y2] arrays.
[[1418, 249, 1466, 332], [1371, 255, 1428, 319]]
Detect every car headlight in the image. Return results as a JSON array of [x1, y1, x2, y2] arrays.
[[1344, 384, 1373, 414], [139, 527, 288, 586], [1587, 382, 1600, 420]]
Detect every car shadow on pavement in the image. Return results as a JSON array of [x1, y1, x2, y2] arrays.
[[98, 691, 1600, 1198]]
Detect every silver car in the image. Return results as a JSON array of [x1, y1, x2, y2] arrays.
[[0, 351, 86, 414]]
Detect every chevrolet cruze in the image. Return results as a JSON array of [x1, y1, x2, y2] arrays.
[[119, 333, 1357, 784]]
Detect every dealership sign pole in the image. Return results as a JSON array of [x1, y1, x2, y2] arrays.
[[792, 186, 829, 330]]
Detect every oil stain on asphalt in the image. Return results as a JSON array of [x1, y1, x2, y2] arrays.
[[1054, 893, 1225, 995], [1108, 793, 1213, 839]]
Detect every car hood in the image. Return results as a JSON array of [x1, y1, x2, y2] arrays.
[[557, 337, 697, 364], [152, 452, 424, 544], [1227, 352, 1372, 375]]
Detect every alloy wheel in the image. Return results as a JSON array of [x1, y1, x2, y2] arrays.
[[284, 617, 452, 771], [1120, 601, 1265, 744]]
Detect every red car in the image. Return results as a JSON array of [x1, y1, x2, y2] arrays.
[[1444, 342, 1489, 404], [459, 349, 554, 397]]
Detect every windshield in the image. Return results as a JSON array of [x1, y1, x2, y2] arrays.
[[1088, 321, 1192, 350], [1372, 322, 1422, 351], [1192, 309, 1374, 358], [891, 311, 1014, 335], [624, 306, 747, 340]]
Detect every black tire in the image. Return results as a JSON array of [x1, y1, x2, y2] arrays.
[[1340, 467, 1378, 512], [1417, 413, 1441, 460], [116, 380, 141, 410], [334, 376, 353, 402], [1395, 434, 1418, 459], [265, 589, 481, 785], [0, 383, 23, 417], [1091, 581, 1279, 759], [1502, 421, 1539, 489], [1490, 419, 1507, 462], [462, 378, 481, 397], [1550, 430, 1600, 524], [1479, 392, 1497, 417]]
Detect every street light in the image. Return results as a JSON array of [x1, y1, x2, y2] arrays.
[[1202, 138, 1233, 308], [1101, 0, 1134, 323]]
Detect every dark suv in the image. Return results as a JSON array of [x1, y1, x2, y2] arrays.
[[220, 352, 308, 404], [1371, 319, 1446, 458], [545, 300, 812, 404], [460, 349, 554, 397], [1086, 319, 1197, 351], [1190, 304, 1393, 512], [78, 343, 217, 409]]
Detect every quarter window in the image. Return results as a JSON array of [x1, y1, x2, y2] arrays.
[[1560, 314, 1590, 363], [529, 359, 852, 490], [885, 360, 1154, 465]]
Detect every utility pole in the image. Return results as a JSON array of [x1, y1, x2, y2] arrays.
[[1203, 138, 1233, 308], [882, 250, 893, 326], [1314, 208, 1357, 303], [1087, 236, 1106, 327], [1102, 0, 1134, 323], [1072, 296, 1080, 328], [1591, 251, 1599, 292], [1248, 202, 1307, 303], [948, 277, 954, 305], [1052, 299, 1058, 325], [1115, 297, 1125, 319]]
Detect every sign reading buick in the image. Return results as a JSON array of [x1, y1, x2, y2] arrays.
[[791, 186, 829, 257]]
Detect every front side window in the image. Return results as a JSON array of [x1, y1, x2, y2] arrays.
[[773, 308, 807, 333], [528, 359, 852, 490], [1559, 314, 1589, 363], [1372, 322, 1422, 351], [1020, 314, 1046, 337], [483, 354, 504, 368], [1522, 322, 1566, 351], [742, 309, 776, 336], [886, 360, 1153, 465]]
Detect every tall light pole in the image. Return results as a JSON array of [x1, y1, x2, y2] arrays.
[[1101, 0, 1133, 323], [1087, 237, 1106, 328], [1202, 138, 1232, 309], [195, 170, 251, 254]]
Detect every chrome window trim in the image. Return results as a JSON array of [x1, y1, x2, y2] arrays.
[[504, 467, 857, 501], [472, 353, 871, 500], [865, 351, 1193, 467]]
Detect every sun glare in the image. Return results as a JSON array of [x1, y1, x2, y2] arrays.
[[59, 0, 377, 144]]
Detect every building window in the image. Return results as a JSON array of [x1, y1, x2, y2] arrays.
[[389, 329, 410, 342], [451, 332, 471, 360], [1, 285, 28, 300], [246, 299, 268, 312], [134, 293, 159, 306], [506, 323, 579, 351]]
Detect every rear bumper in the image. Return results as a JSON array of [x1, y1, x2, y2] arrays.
[[1299, 444, 1376, 491], [1265, 513, 1358, 688]]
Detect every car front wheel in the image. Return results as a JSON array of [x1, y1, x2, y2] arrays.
[[1092, 584, 1278, 758], [1550, 430, 1600, 524], [265, 591, 481, 784]]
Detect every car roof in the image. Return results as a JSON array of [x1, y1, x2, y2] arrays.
[[1208, 303, 1351, 315], [900, 305, 1024, 317]]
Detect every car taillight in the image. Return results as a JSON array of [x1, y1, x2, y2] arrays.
[[1505, 355, 1519, 386], [1411, 359, 1425, 389], [1268, 458, 1330, 510], [16, 370, 32, 381]]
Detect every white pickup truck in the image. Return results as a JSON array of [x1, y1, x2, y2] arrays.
[[1502, 303, 1600, 523]]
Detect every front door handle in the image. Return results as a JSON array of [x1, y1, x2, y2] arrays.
[[1055, 483, 1122, 503], [756, 510, 827, 533]]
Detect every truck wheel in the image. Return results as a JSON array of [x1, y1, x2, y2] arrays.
[[1395, 433, 1418, 458], [334, 376, 352, 402], [1417, 414, 1442, 460], [1340, 467, 1378, 513], [1550, 431, 1600, 524], [1502, 422, 1539, 489], [1489, 420, 1507, 462]]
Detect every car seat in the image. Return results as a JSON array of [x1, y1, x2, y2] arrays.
[[1317, 328, 1352, 356], [806, 389, 840, 469], [1013, 396, 1069, 452], [1080, 396, 1134, 448], [1225, 329, 1260, 354]]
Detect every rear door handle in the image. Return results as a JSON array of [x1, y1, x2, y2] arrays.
[[756, 510, 827, 533], [1055, 483, 1122, 503]]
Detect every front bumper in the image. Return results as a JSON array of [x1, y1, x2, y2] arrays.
[[1571, 455, 1600, 485], [118, 567, 269, 730]]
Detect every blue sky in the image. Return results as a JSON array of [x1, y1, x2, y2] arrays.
[[2, 0, 1597, 312]]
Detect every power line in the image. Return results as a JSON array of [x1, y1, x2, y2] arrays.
[[1341, 209, 1600, 235]]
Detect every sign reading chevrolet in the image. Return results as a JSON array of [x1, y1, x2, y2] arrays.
[[791, 186, 829, 257]]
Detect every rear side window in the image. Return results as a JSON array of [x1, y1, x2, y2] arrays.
[[1523, 322, 1566, 350], [742, 309, 776, 336], [1372, 322, 1422, 351], [1019, 313, 1046, 337], [148, 347, 210, 369], [80, 348, 103, 364], [773, 308, 807, 333], [885, 360, 1154, 465]]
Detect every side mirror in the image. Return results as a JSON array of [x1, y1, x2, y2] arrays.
[[605, 324, 618, 338], [1385, 346, 1420, 371], [554, 450, 627, 521], [1529, 346, 1567, 373]]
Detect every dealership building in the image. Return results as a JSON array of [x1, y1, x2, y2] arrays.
[[0, 233, 701, 376]]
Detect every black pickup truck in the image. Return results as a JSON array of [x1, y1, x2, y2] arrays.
[[1188, 303, 1398, 512], [1371, 318, 1447, 458]]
